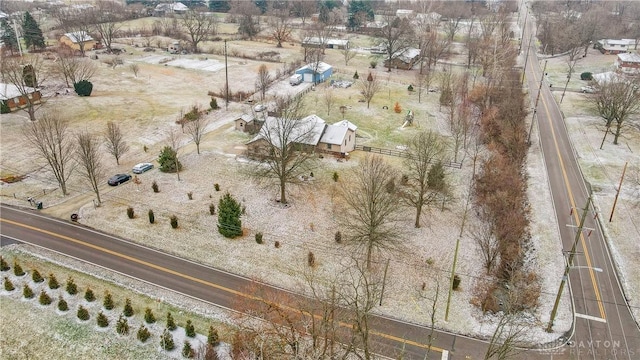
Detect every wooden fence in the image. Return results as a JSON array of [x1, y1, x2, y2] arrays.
[[355, 145, 462, 169]]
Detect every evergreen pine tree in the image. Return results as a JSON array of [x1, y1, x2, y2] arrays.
[[23, 284, 34, 299], [32, 269, 44, 283], [103, 291, 115, 310], [0, 256, 10, 271], [0, 20, 18, 54], [217, 192, 242, 238], [185, 319, 195, 337], [207, 326, 219, 346], [77, 305, 90, 321], [84, 287, 95, 302], [66, 277, 78, 295], [158, 146, 182, 173], [58, 295, 69, 311], [160, 329, 175, 351], [182, 340, 194, 358], [4, 277, 15, 291], [97, 311, 109, 327], [13, 261, 25, 276], [22, 12, 45, 50], [116, 314, 130, 335], [166, 312, 177, 331], [39, 290, 52, 305], [137, 325, 151, 342], [144, 308, 156, 323], [48, 273, 60, 289], [123, 298, 134, 317]]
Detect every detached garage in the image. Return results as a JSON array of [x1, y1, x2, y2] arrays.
[[295, 62, 333, 84]]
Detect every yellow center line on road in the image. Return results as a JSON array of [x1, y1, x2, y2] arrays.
[[530, 61, 606, 320], [1, 217, 446, 354]]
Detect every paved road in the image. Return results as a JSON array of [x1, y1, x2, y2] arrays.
[[521, 7, 640, 359]]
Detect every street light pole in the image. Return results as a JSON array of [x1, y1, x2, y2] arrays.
[[224, 39, 229, 110], [547, 192, 593, 332]]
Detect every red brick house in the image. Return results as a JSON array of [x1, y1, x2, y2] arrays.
[[616, 53, 640, 75], [0, 83, 41, 113]]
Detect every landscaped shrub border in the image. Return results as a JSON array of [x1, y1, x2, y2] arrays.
[[0, 251, 232, 357]]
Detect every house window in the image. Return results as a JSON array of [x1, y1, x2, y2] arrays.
[[326, 144, 331, 149], [349, 135, 351, 141], [344, 140, 347, 145]]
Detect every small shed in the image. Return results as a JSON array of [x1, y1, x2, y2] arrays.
[[318, 120, 357, 154], [384, 48, 421, 70], [295, 62, 333, 84], [59, 31, 97, 52], [234, 114, 265, 134]]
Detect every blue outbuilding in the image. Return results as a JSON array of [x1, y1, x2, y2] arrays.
[[295, 62, 333, 84]]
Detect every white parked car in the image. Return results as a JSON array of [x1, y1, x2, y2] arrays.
[[581, 86, 596, 93], [254, 104, 267, 112], [132, 162, 154, 174]]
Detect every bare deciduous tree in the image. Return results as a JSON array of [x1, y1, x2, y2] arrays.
[[180, 10, 218, 53], [376, 14, 414, 72], [268, 7, 292, 48], [184, 107, 209, 155], [250, 97, 317, 205], [90, 0, 126, 54], [75, 130, 105, 205], [54, 50, 97, 87], [104, 121, 129, 165], [129, 63, 140, 77], [471, 208, 500, 273], [594, 78, 640, 148], [323, 87, 335, 116], [339, 155, 402, 269], [23, 113, 76, 195], [484, 310, 529, 360], [359, 72, 381, 109], [340, 42, 357, 66], [52, 6, 93, 56], [255, 64, 272, 101], [1, 55, 45, 121], [401, 131, 448, 228]]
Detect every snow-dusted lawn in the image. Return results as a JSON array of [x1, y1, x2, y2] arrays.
[[0, 247, 233, 360]]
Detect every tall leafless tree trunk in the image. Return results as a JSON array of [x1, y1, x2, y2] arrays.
[[376, 14, 413, 72], [23, 113, 76, 195], [90, 0, 126, 53], [339, 155, 403, 269], [401, 131, 447, 228], [594, 79, 640, 147], [180, 10, 218, 53], [359, 72, 381, 109], [185, 108, 210, 155], [75, 130, 105, 205], [268, 7, 292, 48], [255, 64, 272, 101], [250, 96, 316, 205], [323, 87, 335, 116], [54, 50, 97, 87], [104, 121, 129, 165]]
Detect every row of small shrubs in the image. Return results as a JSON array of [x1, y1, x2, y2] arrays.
[[150, 181, 222, 193], [126, 208, 179, 229]]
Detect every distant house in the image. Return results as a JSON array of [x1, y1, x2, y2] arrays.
[[245, 115, 357, 158], [595, 39, 638, 55], [234, 114, 266, 134], [59, 31, 97, 52], [295, 62, 333, 83], [0, 83, 41, 113], [318, 119, 358, 154], [302, 37, 349, 50], [616, 53, 640, 75], [153, 2, 189, 17], [396, 9, 414, 19], [384, 47, 421, 70]]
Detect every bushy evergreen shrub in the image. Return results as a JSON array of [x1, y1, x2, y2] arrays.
[[209, 204, 215, 215], [158, 146, 182, 173], [97, 311, 109, 327], [39, 290, 52, 305], [161, 329, 175, 351], [0, 257, 10, 271], [333, 172, 339, 182], [255, 232, 263, 244], [23, 284, 34, 299], [217, 192, 242, 238], [32, 269, 44, 283], [214, 183, 220, 191], [210, 97, 219, 110], [74, 80, 93, 96], [170, 215, 178, 229], [580, 72, 593, 81], [152, 181, 159, 193], [66, 277, 78, 295], [4, 277, 15, 291], [166, 312, 177, 331], [187, 192, 193, 200], [0, 101, 10, 114], [335, 231, 342, 243], [308, 252, 316, 267], [116, 314, 129, 335], [48, 273, 60, 289], [185, 319, 196, 337], [144, 307, 156, 323], [453, 274, 461, 290], [58, 296, 68, 311], [77, 305, 90, 321], [148, 209, 155, 224], [274, 241, 280, 248], [127, 207, 135, 219], [123, 298, 134, 317], [182, 340, 194, 358], [84, 287, 95, 302], [13, 261, 25, 276], [103, 291, 114, 310], [137, 325, 151, 342]]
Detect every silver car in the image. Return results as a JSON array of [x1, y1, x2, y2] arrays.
[[132, 162, 154, 174]]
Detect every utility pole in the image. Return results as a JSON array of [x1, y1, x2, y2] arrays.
[[528, 60, 547, 144], [521, 34, 533, 85], [547, 192, 593, 332], [609, 161, 628, 222], [12, 19, 23, 57], [224, 39, 229, 110], [445, 186, 471, 321]]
